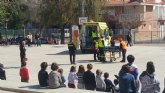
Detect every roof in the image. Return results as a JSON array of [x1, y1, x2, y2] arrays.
[[106, 0, 165, 6]]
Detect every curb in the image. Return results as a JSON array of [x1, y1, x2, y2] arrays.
[[0, 87, 41, 93]]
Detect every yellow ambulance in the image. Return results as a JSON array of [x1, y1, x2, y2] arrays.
[[80, 22, 110, 53]]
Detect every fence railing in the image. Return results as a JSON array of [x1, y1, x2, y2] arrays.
[[0, 28, 66, 39], [0, 29, 165, 44], [111, 29, 165, 44]]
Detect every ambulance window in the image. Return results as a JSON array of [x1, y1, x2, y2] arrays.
[[103, 29, 109, 39], [86, 26, 97, 37]]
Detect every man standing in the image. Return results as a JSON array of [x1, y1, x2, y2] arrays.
[[98, 36, 105, 62], [127, 32, 133, 47], [35, 32, 41, 47], [68, 42, 76, 64], [119, 38, 127, 62], [93, 38, 99, 61], [92, 30, 97, 41]]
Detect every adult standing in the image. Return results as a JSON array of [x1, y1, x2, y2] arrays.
[[93, 38, 99, 61], [110, 37, 116, 60], [98, 36, 105, 62], [119, 38, 127, 62], [127, 31, 133, 47], [27, 32, 33, 47], [19, 40, 26, 67], [68, 42, 76, 64], [92, 30, 97, 41], [139, 61, 160, 93], [35, 32, 41, 47], [119, 64, 137, 93]]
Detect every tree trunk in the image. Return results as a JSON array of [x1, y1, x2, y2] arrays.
[[60, 25, 65, 44]]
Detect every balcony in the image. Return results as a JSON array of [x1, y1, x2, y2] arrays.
[[158, 17, 165, 25], [119, 13, 145, 22]]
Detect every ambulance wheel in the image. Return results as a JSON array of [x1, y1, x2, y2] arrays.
[[110, 59, 113, 62]]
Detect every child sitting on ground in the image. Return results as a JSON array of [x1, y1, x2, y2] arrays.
[[20, 62, 29, 82], [104, 72, 114, 92], [95, 69, 106, 92], [58, 68, 66, 87], [0, 63, 6, 80], [68, 66, 78, 88], [114, 79, 119, 93], [38, 62, 48, 87]]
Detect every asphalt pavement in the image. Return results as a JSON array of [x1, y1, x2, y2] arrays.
[[0, 44, 165, 92]]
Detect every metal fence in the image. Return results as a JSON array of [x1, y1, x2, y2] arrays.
[[0, 28, 165, 44], [111, 29, 165, 44], [133, 31, 165, 44], [0, 28, 65, 39]]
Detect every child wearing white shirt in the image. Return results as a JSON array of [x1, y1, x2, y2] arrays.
[[95, 69, 106, 92]]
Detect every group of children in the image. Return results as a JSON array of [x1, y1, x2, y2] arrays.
[[37, 62, 120, 92], [0, 54, 162, 93]]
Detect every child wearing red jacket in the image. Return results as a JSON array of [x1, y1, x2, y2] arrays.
[[20, 62, 29, 82]]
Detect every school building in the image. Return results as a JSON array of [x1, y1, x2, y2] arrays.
[[102, 0, 165, 43]]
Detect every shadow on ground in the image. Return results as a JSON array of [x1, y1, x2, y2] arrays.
[[19, 85, 46, 89], [4, 66, 20, 69], [48, 63, 71, 66], [46, 49, 91, 55], [52, 45, 66, 48], [96, 61, 122, 64], [77, 60, 122, 64]]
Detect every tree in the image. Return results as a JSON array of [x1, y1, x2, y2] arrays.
[[38, 0, 108, 44], [39, 0, 80, 44], [0, 0, 29, 29]]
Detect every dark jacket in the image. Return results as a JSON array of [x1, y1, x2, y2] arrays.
[[68, 43, 76, 53], [0, 68, 6, 80], [38, 69, 49, 87], [19, 42, 26, 57], [83, 70, 96, 90], [104, 79, 114, 92], [127, 34, 132, 41], [119, 71, 137, 93]]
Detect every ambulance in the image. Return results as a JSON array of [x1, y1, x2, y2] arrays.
[[79, 22, 110, 53]]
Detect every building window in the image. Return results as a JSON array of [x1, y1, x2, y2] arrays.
[[146, 6, 153, 12]]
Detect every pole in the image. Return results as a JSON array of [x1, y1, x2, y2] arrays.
[[81, 0, 84, 17], [23, 24, 25, 38], [5, 22, 8, 40]]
